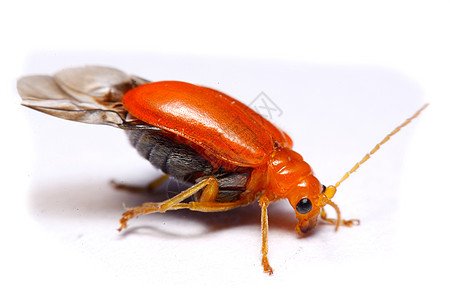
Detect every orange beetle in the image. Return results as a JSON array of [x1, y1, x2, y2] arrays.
[[18, 66, 427, 274]]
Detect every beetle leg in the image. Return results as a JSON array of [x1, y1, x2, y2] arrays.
[[118, 177, 218, 231], [259, 195, 273, 275], [320, 208, 360, 227], [196, 176, 219, 203], [111, 174, 169, 193], [167, 197, 255, 212]]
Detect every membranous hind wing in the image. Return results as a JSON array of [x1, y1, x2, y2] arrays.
[[17, 66, 157, 130]]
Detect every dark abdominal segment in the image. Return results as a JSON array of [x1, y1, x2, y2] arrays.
[[126, 129, 251, 201]]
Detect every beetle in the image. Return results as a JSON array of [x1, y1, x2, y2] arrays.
[[17, 65, 427, 274]]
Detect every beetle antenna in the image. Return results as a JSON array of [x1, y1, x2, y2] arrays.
[[328, 103, 428, 196]]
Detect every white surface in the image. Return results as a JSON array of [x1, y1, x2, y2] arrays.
[[1, 1, 449, 300]]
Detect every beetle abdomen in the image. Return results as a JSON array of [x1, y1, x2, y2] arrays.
[[126, 129, 213, 181], [126, 129, 251, 201]]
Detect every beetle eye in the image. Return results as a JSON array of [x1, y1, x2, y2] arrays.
[[296, 198, 312, 214], [322, 185, 326, 193]]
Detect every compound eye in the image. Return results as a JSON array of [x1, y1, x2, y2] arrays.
[[296, 198, 312, 214], [322, 185, 327, 193]]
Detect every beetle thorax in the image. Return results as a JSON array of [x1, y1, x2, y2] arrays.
[[267, 148, 316, 198]]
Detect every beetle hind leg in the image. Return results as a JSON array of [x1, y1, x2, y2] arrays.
[[118, 176, 219, 231]]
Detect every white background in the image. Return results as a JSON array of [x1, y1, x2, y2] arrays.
[[1, 1, 449, 299]]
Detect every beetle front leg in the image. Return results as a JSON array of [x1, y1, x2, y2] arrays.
[[320, 208, 360, 227]]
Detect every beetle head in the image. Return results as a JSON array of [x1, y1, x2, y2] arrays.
[[286, 175, 320, 234], [286, 178, 341, 234]]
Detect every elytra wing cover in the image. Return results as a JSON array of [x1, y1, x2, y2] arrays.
[[123, 81, 292, 166]]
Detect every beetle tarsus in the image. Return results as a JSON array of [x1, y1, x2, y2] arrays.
[[118, 208, 142, 231], [262, 257, 274, 275], [118, 221, 127, 232]]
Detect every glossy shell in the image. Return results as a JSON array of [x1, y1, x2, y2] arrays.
[[122, 81, 293, 167]]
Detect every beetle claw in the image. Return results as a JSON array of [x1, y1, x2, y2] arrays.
[[342, 219, 360, 227], [262, 257, 274, 275], [118, 209, 139, 232], [118, 215, 129, 232]]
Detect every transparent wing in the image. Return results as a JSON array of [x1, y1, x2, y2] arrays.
[[17, 65, 157, 130]]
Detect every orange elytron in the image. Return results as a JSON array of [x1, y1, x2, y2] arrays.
[[17, 66, 427, 274]]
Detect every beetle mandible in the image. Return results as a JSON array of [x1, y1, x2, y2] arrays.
[[17, 66, 427, 274]]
